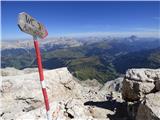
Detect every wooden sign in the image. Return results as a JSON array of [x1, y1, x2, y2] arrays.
[[18, 12, 48, 39]]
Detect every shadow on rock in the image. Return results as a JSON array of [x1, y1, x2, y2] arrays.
[[84, 100, 130, 120]]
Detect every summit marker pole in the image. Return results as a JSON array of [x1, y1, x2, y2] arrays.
[[33, 36, 51, 120], [18, 12, 51, 120]]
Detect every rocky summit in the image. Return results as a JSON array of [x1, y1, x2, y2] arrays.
[[122, 69, 160, 101], [0, 67, 124, 120], [122, 68, 160, 120], [0, 67, 160, 120]]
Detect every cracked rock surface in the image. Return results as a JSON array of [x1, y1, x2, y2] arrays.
[[0, 67, 124, 120], [122, 68, 160, 101], [122, 68, 160, 120], [2, 67, 159, 120]]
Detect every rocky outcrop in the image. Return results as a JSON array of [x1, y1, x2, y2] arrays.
[[1, 67, 39, 76], [136, 92, 160, 120], [100, 77, 123, 92], [1, 67, 123, 120], [122, 68, 160, 120], [122, 69, 160, 101], [1, 67, 81, 119], [2, 67, 159, 120]]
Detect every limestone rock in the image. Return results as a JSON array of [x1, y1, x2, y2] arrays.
[[125, 69, 160, 82], [4, 67, 153, 120], [64, 99, 92, 119], [136, 92, 160, 120], [156, 80, 160, 91], [122, 69, 160, 101], [1, 67, 39, 76], [0, 67, 82, 119], [100, 77, 123, 92], [1, 67, 121, 120]]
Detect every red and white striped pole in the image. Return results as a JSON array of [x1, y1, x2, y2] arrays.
[[33, 36, 52, 120]]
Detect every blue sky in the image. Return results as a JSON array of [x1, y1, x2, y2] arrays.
[[1, 1, 160, 40]]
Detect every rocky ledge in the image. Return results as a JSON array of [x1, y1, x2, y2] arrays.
[[0, 67, 160, 120], [0, 67, 123, 120], [122, 68, 160, 120]]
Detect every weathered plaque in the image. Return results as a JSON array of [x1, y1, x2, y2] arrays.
[[18, 12, 48, 39]]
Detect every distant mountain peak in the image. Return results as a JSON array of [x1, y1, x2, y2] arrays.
[[130, 35, 138, 39], [127, 35, 138, 42]]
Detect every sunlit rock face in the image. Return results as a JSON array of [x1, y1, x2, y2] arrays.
[[1, 67, 122, 120], [2, 67, 159, 120], [122, 68, 160, 120], [122, 69, 160, 101]]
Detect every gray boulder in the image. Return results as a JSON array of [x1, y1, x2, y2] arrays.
[[100, 77, 123, 92], [122, 69, 160, 101], [136, 92, 160, 120]]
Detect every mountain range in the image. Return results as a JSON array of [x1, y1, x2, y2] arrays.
[[1, 35, 160, 83]]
